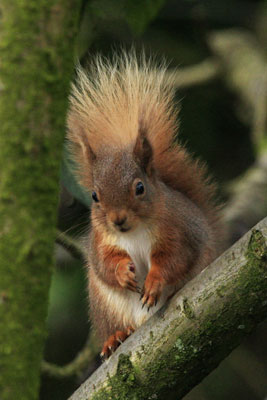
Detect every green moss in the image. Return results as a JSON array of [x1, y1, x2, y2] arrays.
[[215, 285, 227, 298], [0, 1, 81, 399], [131, 227, 267, 399], [92, 354, 145, 400], [182, 298, 195, 319], [247, 229, 267, 260]]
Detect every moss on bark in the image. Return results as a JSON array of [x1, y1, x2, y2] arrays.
[[69, 218, 267, 400], [0, 1, 81, 399]]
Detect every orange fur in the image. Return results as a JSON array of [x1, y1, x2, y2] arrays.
[[67, 51, 224, 358], [67, 51, 176, 189], [100, 327, 134, 358], [67, 51, 220, 233]]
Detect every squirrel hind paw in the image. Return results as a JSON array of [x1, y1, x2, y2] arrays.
[[100, 327, 135, 359]]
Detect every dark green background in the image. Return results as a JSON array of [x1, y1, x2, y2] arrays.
[[41, 1, 267, 399]]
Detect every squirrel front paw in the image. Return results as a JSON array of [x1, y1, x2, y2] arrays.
[[115, 260, 140, 293], [141, 270, 165, 309]]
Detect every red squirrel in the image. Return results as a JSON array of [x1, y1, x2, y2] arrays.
[[67, 52, 222, 359]]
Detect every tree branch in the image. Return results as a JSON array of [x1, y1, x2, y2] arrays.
[[42, 333, 98, 380], [223, 153, 267, 244], [207, 29, 267, 146], [68, 217, 267, 400], [56, 229, 87, 261], [165, 58, 220, 89]]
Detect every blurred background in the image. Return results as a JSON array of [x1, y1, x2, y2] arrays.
[[40, 0, 267, 399]]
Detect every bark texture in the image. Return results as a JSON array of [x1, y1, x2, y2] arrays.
[[69, 217, 267, 400], [0, 1, 81, 399]]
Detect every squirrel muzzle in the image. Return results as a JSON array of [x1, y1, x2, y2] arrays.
[[107, 209, 132, 233]]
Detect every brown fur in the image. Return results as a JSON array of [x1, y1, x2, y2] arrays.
[[67, 51, 223, 356]]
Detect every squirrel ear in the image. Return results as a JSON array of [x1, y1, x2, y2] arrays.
[[67, 115, 96, 188], [80, 132, 96, 164], [77, 131, 97, 187], [67, 112, 96, 163], [134, 129, 154, 175]]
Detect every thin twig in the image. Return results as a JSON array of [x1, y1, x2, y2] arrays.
[[166, 58, 220, 89], [56, 229, 87, 260], [42, 332, 98, 379]]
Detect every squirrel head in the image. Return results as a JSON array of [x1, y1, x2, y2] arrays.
[[67, 53, 178, 234], [88, 130, 157, 234]]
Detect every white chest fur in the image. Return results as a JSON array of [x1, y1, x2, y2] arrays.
[[95, 224, 173, 329], [114, 224, 152, 284]]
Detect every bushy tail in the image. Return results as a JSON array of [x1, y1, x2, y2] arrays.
[[67, 51, 221, 231], [68, 50, 177, 150]]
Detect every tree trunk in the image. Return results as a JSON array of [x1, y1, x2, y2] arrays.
[[0, 1, 81, 399], [69, 217, 267, 400]]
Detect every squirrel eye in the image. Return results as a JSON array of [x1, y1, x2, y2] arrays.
[[135, 181, 145, 196], [92, 191, 99, 202]]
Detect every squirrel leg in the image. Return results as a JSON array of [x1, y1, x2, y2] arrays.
[[141, 262, 166, 309], [100, 326, 135, 359]]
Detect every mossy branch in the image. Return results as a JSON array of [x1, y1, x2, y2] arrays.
[[68, 217, 267, 400]]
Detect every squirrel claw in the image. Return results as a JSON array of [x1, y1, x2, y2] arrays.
[[141, 272, 164, 309], [100, 328, 135, 360], [128, 262, 135, 272], [100, 352, 108, 362], [126, 326, 135, 335], [141, 295, 149, 307], [116, 260, 138, 292], [127, 282, 140, 293]]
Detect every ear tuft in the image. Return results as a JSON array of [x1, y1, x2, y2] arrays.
[[134, 128, 153, 175], [80, 131, 96, 164], [67, 113, 96, 189]]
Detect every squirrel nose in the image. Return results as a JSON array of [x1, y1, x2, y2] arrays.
[[114, 217, 127, 227]]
